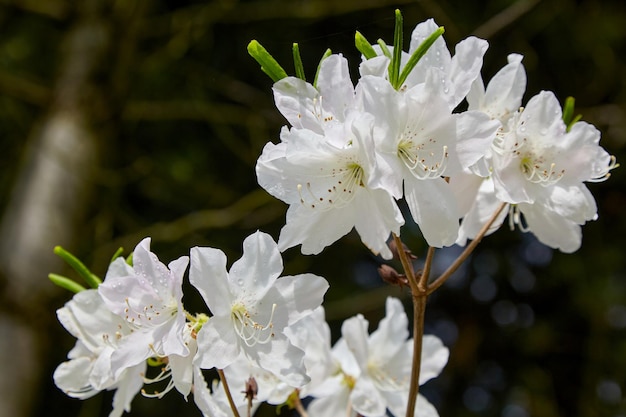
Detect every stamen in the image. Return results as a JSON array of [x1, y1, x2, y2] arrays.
[[231, 303, 277, 347], [508, 205, 530, 233], [142, 365, 175, 399], [589, 155, 619, 183], [296, 162, 364, 211], [398, 141, 448, 179]]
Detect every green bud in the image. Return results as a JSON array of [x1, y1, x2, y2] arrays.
[[292, 43, 306, 81], [355, 31, 377, 60], [49, 273, 86, 294], [313, 48, 332, 89], [562, 96, 582, 132], [396, 26, 445, 90], [247, 40, 288, 82], [388, 9, 404, 88], [110, 247, 124, 264], [377, 39, 392, 58], [53, 246, 102, 289]]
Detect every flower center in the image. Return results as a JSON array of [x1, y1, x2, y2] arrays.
[[231, 302, 276, 347], [397, 138, 448, 179], [123, 297, 177, 328], [297, 161, 364, 210], [517, 149, 564, 185], [366, 361, 404, 391]]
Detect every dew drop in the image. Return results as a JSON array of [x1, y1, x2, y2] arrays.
[[237, 279, 244, 286]]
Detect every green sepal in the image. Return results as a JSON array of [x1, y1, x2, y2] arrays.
[[388, 9, 404, 88], [126, 252, 134, 266], [110, 247, 124, 264], [49, 273, 86, 294], [377, 39, 392, 58], [355, 31, 377, 60], [313, 48, 332, 88], [562, 96, 582, 132], [396, 26, 445, 90], [247, 40, 288, 82], [292, 43, 306, 81], [53, 246, 102, 289]]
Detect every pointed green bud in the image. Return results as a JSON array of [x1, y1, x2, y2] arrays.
[[247, 40, 288, 82], [53, 246, 102, 288], [377, 39, 392, 58], [110, 246, 124, 263], [388, 9, 404, 88], [292, 43, 306, 81], [355, 31, 377, 60], [313, 48, 332, 88], [49, 273, 86, 294], [396, 26, 445, 90], [562, 96, 582, 132]]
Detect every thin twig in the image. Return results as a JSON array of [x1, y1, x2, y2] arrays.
[[218, 368, 242, 417], [427, 202, 508, 295], [292, 393, 310, 417], [418, 246, 436, 292]]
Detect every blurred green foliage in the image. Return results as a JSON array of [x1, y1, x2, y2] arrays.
[[1, 0, 625, 416]]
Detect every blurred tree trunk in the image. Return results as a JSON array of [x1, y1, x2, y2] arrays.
[[0, 1, 144, 416]]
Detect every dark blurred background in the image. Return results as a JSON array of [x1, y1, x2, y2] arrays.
[[0, 0, 625, 416]]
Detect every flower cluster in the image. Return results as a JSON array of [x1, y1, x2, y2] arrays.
[[256, 18, 615, 258], [54, 232, 447, 417], [52, 12, 616, 417]]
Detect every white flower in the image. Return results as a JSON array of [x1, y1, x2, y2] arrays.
[[467, 53, 526, 128], [453, 54, 527, 244], [308, 297, 449, 417], [256, 111, 404, 259], [490, 90, 616, 252], [283, 306, 335, 397], [357, 73, 498, 247], [360, 18, 488, 111], [190, 231, 329, 386], [53, 289, 145, 417], [98, 237, 190, 376], [273, 53, 355, 134]]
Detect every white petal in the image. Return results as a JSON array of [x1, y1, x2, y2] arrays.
[[353, 188, 404, 259], [518, 91, 565, 139], [404, 176, 460, 247], [228, 231, 283, 299], [194, 316, 240, 370], [419, 335, 449, 385], [250, 337, 309, 387], [368, 298, 409, 364], [482, 53, 526, 120], [341, 314, 370, 368], [109, 363, 145, 417], [190, 246, 232, 317], [351, 377, 387, 417], [272, 77, 321, 131], [519, 203, 582, 253], [316, 54, 355, 122], [447, 36, 489, 109], [192, 367, 230, 417], [53, 357, 98, 399], [452, 111, 499, 174], [264, 274, 329, 328], [277, 203, 355, 255]]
